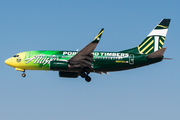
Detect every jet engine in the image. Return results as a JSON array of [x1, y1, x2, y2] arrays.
[[49, 61, 69, 70], [59, 71, 79, 78]]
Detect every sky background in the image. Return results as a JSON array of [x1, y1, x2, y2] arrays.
[[0, 0, 180, 120]]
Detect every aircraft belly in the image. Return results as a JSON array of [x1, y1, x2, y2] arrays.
[[92, 56, 162, 72]]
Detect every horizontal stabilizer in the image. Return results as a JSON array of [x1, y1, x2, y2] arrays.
[[146, 47, 166, 59]]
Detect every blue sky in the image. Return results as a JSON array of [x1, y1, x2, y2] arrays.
[[1, 0, 180, 120]]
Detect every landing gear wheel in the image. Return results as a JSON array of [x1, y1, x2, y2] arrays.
[[85, 76, 91, 82], [80, 72, 86, 78], [22, 73, 26, 77]]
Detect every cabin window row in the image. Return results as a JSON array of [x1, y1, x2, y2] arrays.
[[61, 56, 122, 60], [94, 57, 122, 60]]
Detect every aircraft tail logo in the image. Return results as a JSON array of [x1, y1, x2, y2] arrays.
[[138, 19, 171, 54]]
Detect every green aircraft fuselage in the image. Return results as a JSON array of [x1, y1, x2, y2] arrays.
[[4, 48, 162, 73], [5, 19, 170, 82]]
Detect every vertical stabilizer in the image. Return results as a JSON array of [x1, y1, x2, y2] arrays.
[[138, 19, 170, 54]]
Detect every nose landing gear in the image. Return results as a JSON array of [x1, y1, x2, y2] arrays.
[[22, 70, 26, 77]]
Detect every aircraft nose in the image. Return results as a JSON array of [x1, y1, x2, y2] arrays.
[[5, 58, 11, 66]]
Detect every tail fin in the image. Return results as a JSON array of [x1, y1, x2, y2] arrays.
[[138, 19, 171, 54]]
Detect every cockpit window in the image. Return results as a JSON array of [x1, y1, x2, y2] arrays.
[[13, 55, 19, 57]]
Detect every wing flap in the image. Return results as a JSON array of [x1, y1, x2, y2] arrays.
[[95, 71, 109, 75]]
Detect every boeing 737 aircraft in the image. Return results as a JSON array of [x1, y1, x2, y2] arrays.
[[5, 19, 171, 82]]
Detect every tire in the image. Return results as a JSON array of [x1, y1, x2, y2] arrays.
[[85, 76, 91, 82], [22, 73, 26, 77]]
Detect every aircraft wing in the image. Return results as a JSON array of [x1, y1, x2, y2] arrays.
[[68, 28, 104, 69]]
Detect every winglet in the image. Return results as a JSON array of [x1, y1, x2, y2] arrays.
[[146, 47, 166, 59], [92, 28, 104, 43]]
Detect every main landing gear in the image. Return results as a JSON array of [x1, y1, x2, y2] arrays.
[[22, 71, 26, 77], [80, 71, 91, 82]]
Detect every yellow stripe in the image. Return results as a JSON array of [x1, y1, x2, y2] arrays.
[[137, 46, 141, 53], [116, 61, 125, 63], [157, 25, 168, 28], [139, 36, 152, 49], [159, 40, 164, 45], [159, 46, 161, 49], [145, 46, 154, 54], [161, 37, 165, 40], [140, 40, 154, 53], [94, 30, 104, 40]]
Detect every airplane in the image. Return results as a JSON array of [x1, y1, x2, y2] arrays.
[[5, 19, 171, 82]]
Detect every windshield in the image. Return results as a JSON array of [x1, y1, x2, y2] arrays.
[[13, 55, 19, 57]]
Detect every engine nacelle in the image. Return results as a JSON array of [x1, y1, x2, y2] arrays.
[[50, 61, 69, 70], [59, 71, 79, 78]]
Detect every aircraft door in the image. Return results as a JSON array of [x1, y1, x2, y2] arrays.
[[129, 54, 134, 65]]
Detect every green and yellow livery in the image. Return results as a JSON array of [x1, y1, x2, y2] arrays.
[[5, 19, 171, 82]]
